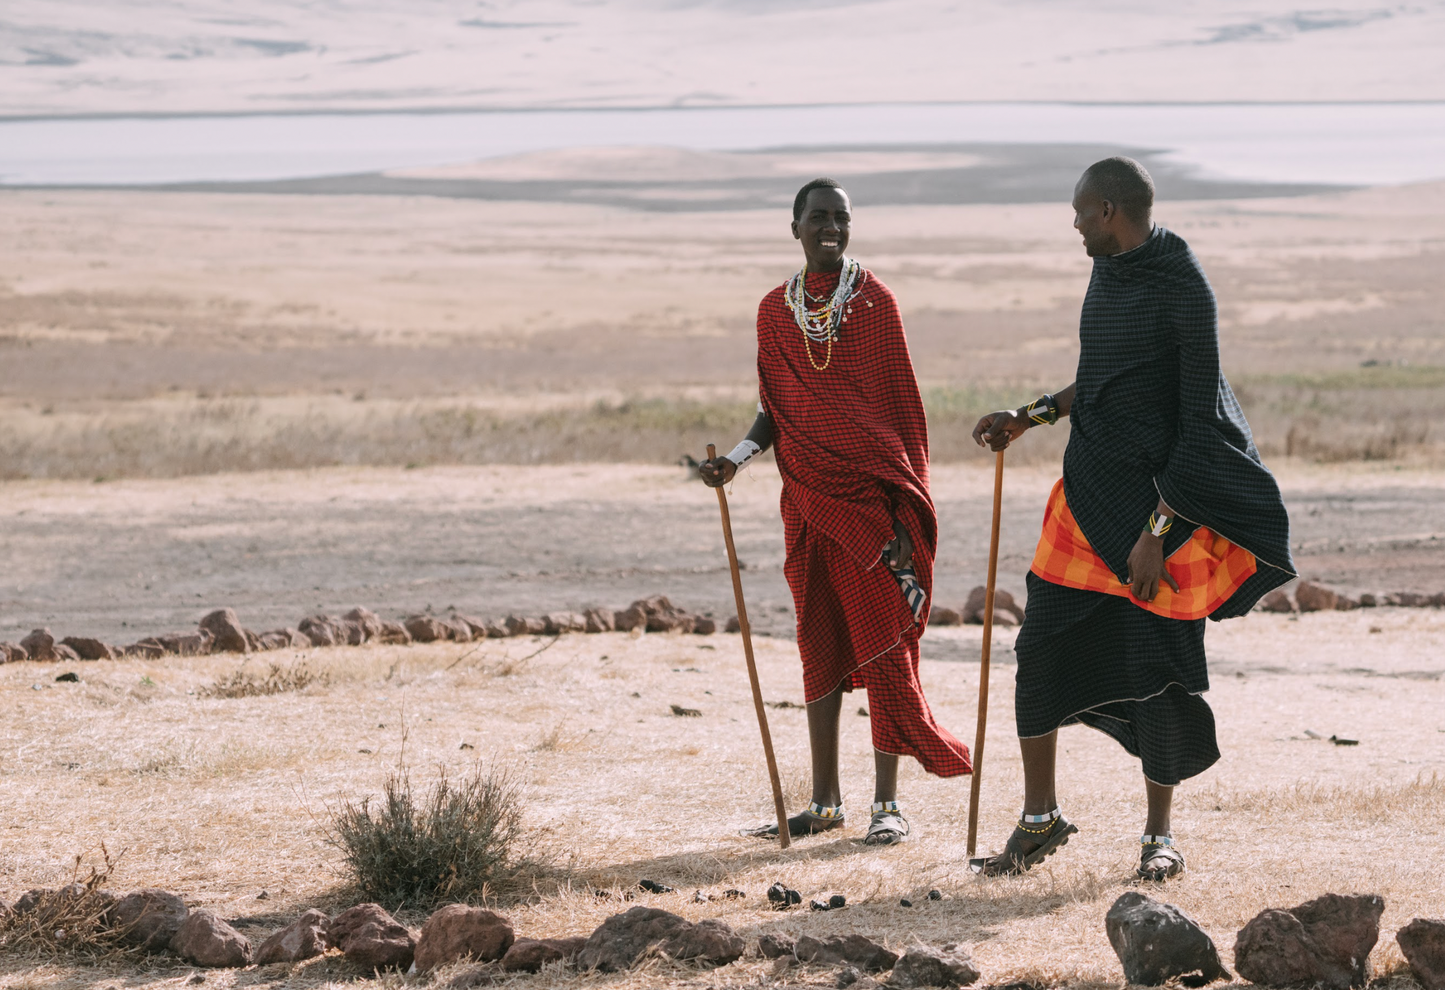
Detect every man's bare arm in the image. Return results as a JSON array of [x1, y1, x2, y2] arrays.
[[971, 383, 1077, 451], [699, 410, 773, 488]]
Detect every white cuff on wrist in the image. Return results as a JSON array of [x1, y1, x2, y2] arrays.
[[726, 439, 761, 469]]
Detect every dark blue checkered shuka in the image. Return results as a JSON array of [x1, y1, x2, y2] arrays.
[[1061, 227, 1295, 619]]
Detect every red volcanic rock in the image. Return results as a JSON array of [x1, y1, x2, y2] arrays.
[[200, 608, 251, 654], [413, 905, 514, 972], [255, 908, 330, 965], [170, 909, 252, 967]]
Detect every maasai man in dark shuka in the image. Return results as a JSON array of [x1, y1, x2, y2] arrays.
[[700, 178, 971, 845], [971, 157, 1295, 880]]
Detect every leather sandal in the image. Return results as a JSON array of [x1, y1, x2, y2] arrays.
[[863, 801, 909, 845], [969, 807, 1078, 875], [1137, 834, 1185, 881]]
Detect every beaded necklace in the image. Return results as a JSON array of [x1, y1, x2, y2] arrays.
[[783, 258, 866, 371]]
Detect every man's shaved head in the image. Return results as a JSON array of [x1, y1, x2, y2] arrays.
[[1078, 157, 1154, 225], [793, 177, 843, 222]]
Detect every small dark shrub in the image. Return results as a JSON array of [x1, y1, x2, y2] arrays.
[[329, 762, 526, 908], [204, 662, 330, 698]]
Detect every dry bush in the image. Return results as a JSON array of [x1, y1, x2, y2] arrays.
[[0, 849, 126, 959], [203, 661, 331, 699], [329, 761, 529, 909]]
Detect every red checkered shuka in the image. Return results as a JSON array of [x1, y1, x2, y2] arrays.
[[757, 266, 971, 778]]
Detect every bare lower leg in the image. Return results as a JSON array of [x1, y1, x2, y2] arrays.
[[1020, 731, 1059, 817], [872, 750, 899, 805], [805, 685, 844, 808], [1144, 779, 1173, 836]]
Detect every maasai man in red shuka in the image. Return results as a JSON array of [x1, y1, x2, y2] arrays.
[[700, 178, 971, 845]]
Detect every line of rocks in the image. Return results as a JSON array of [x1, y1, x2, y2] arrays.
[[1108, 890, 1444, 990], [0, 595, 718, 665], [929, 586, 1026, 629], [1260, 579, 1445, 614]]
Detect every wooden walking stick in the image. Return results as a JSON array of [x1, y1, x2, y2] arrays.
[[707, 443, 791, 849], [966, 448, 1006, 859]]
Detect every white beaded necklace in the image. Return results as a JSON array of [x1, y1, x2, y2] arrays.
[[784, 258, 865, 343]]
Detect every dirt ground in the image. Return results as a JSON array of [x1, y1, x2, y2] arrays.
[[0, 607, 1441, 989], [4, 462, 1445, 647]]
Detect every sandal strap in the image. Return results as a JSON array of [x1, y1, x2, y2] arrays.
[[870, 800, 900, 815], [807, 801, 845, 820]]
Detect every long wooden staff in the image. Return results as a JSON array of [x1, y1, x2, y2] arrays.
[[966, 448, 1006, 859], [707, 444, 791, 849]]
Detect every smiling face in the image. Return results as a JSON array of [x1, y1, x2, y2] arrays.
[[1071, 177, 1123, 258], [792, 186, 851, 271]]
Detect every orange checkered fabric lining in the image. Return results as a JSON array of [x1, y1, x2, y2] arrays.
[[1030, 479, 1257, 621]]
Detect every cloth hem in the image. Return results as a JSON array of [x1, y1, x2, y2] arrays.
[[1015, 679, 1207, 739]]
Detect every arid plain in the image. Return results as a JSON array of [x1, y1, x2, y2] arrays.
[[2, 155, 1445, 988]]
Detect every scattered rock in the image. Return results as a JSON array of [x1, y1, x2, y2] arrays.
[[832, 894, 848, 909], [452, 614, 489, 639], [613, 604, 647, 632], [405, 615, 450, 643], [171, 909, 252, 968], [633, 595, 698, 633], [1105, 891, 1229, 987], [298, 615, 343, 647], [638, 879, 676, 894], [0, 642, 27, 663], [53, 643, 81, 662], [543, 612, 587, 635], [123, 639, 167, 659], [153, 630, 215, 656], [112, 888, 189, 951], [375, 621, 412, 645], [578, 906, 744, 971], [243, 629, 263, 651], [501, 936, 587, 973], [255, 908, 330, 965], [327, 903, 417, 971], [693, 616, 717, 635], [199, 608, 251, 654], [758, 932, 796, 958], [669, 704, 701, 717], [724, 615, 741, 633], [1357, 593, 1378, 608], [1234, 893, 1383, 990], [889, 944, 981, 987], [962, 587, 1024, 626], [61, 637, 116, 661], [1397, 918, 1445, 990], [414, 904, 515, 972], [811, 900, 831, 911], [767, 883, 802, 909], [344, 607, 385, 639], [1295, 581, 1340, 613], [20, 628, 58, 661], [794, 934, 898, 972], [900, 899, 913, 908], [838, 965, 862, 987], [1387, 592, 1435, 608], [441, 617, 474, 642], [257, 628, 307, 650], [445, 963, 503, 988], [583, 608, 615, 633], [55, 671, 80, 682], [930, 607, 962, 626], [724, 889, 745, 899], [928, 890, 942, 901], [1258, 589, 1295, 613], [483, 618, 509, 638]]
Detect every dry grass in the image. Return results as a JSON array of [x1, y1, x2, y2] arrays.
[[0, 610, 1442, 988], [203, 660, 331, 699]]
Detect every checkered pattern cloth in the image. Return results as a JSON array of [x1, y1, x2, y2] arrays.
[[759, 266, 970, 778], [1062, 226, 1295, 620], [1031, 478, 1258, 621]]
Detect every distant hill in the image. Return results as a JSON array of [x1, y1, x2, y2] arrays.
[[1, 0, 1442, 117]]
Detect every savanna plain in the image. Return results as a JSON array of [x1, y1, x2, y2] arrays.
[[2, 157, 1444, 987]]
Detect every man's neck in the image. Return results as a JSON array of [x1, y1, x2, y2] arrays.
[[1112, 223, 1155, 256]]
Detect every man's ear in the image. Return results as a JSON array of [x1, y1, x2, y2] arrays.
[[791, 220, 801, 239], [1100, 199, 1117, 224]]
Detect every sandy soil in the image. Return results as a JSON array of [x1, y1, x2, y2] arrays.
[[3, 1, 1443, 115], [0, 608, 1440, 988], [4, 462, 1445, 648]]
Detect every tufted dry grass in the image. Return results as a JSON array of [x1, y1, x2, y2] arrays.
[[0, 607, 1442, 988]]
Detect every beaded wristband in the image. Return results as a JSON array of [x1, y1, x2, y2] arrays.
[[1146, 512, 1172, 537], [1024, 394, 1059, 426]]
